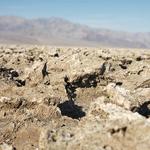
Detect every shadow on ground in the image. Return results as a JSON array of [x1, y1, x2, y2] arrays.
[[137, 101, 150, 118], [57, 100, 86, 119], [132, 100, 150, 118]]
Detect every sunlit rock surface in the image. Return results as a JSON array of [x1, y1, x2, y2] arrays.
[[0, 45, 150, 150]]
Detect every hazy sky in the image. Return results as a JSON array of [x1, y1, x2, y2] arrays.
[[0, 0, 149, 32]]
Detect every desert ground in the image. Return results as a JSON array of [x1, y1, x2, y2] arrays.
[[0, 45, 150, 150]]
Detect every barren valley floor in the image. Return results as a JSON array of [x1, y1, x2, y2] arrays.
[[0, 45, 150, 150]]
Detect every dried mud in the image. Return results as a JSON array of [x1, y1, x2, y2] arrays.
[[0, 45, 150, 150]]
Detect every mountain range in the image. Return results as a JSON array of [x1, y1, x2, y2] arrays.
[[0, 16, 150, 48]]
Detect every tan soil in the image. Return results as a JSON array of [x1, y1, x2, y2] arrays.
[[0, 45, 150, 150]]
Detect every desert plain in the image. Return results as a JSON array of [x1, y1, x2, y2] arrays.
[[0, 45, 150, 150]]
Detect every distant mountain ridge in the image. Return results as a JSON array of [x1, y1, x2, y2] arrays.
[[0, 16, 150, 48]]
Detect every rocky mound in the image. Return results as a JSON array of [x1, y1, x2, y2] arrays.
[[0, 45, 150, 150]]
